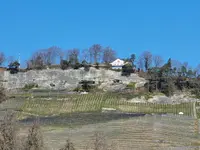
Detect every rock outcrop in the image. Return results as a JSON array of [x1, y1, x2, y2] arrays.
[[129, 92, 199, 104], [1, 68, 146, 92]]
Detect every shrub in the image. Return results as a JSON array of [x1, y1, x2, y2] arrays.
[[0, 113, 44, 150], [60, 60, 70, 70], [191, 88, 200, 99], [73, 62, 81, 69], [162, 79, 176, 97], [0, 113, 17, 150], [126, 82, 136, 89], [121, 64, 133, 76], [73, 86, 84, 92], [23, 83, 38, 90], [24, 120, 44, 150], [8, 61, 20, 74], [95, 63, 99, 69], [84, 65, 90, 72], [59, 139, 75, 150]]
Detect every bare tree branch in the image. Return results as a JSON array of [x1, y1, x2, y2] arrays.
[[89, 44, 102, 64], [102, 47, 116, 63], [153, 55, 164, 67]]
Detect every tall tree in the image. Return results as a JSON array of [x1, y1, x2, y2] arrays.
[[45, 46, 62, 65], [183, 62, 188, 69], [81, 49, 90, 63], [0, 52, 5, 66], [27, 50, 47, 69], [67, 49, 80, 65], [102, 47, 116, 63], [181, 66, 187, 76], [130, 54, 136, 67], [141, 51, 152, 71], [153, 55, 164, 67], [196, 64, 200, 76], [137, 55, 144, 70], [89, 44, 102, 64]]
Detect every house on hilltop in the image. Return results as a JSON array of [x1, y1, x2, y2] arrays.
[[110, 59, 125, 69]]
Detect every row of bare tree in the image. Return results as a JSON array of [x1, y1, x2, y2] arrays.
[[25, 44, 117, 69], [1, 45, 200, 74]]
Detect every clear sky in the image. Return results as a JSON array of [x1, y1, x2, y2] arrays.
[[0, 0, 200, 68]]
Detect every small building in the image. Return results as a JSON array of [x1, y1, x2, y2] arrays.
[[110, 59, 125, 69]]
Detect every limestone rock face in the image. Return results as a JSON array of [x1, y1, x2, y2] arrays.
[[129, 92, 199, 104], [2, 68, 146, 92]]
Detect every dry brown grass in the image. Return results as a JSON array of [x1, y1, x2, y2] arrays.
[[0, 113, 118, 150], [0, 113, 17, 150], [0, 113, 44, 150], [0, 87, 6, 104]]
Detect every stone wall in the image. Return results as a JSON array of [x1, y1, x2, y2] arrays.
[[1, 68, 146, 92]]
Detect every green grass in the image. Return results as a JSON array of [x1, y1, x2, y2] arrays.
[[18, 93, 195, 118], [126, 82, 136, 89]]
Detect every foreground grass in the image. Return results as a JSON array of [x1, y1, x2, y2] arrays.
[[17, 93, 195, 119]]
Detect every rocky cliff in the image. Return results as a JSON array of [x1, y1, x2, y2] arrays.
[[1, 68, 146, 92]]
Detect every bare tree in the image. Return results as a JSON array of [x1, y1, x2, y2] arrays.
[[27, 51, 45, 69], [59, 139, 75, 150], [93, 132, 107, 150], [196, 64, 200, 76], [183, 62, 188, 70], [67, 49, 80, 65], [0, 52, 5, 66], [0, 113, 17, 150], [81, 49, 90, 63], [171, 59, 182, 72], [141, 51, 152, 71], [7, 56, 15, 64], [102, 47, 116, 64], [45, 46, 62, 65], [153, 55, 164, 67], [89, 44, 102, 64], [24, 120, 44, 150], [137, 55, 144, 70]]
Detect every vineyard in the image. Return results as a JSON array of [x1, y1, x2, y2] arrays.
[[18, 93, 196, 118]]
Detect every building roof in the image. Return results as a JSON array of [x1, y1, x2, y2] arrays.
[[110, 59, 125, 66]]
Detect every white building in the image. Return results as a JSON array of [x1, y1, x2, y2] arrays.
[[110, 59, 125, 69]]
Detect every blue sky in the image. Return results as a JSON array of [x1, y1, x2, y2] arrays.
[[0, 0, 200, 68]]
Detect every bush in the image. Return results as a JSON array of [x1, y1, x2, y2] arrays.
[[0, 113, 44, 150], [59, 139, 75, 150], [191, 88, 200, 99], [84, 65, 90, 72], [162, 79, 176, 97], [60, 60, 70, 70], [8, 61, 20, 74], [73, 86, 84, 92], [73, 62, 81, 69], [95, 63, 99, 69], [121, 64, 133, 76], [24, 120, 44, 150], [23, 83, 38, 90], [126, 82, 136, 89], [0, 113, 17, 150]]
